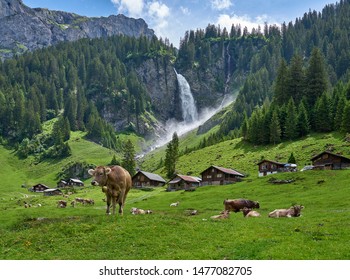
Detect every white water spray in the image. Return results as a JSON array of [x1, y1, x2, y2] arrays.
[[137, 70, 235, 158]]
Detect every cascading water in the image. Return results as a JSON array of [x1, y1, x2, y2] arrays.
[[174, 69, 199, 123], [136, 69, 234, 158]]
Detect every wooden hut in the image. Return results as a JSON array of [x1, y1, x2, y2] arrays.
[[43, 188, 63, 196], [30, 183, 50, 192], [201, 165, 244, 186], [167, 175, 201, 191], [257, 160, 296, 177], [132, 171, 166, 188], [311, 151, 350, 170]]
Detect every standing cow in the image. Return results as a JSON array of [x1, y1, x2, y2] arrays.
[[223, 199, 260, 213], [88, 165, 132, 215]]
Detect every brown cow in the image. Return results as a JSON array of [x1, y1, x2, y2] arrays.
[[241, 207, 261, 217], [223, 199, 260, 213], [268, 205, 304, 218], [88, 165, 132, 215]]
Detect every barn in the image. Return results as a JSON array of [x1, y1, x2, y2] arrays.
[[30, 183, 50, 192], [200, 165, 244, 186], [57, 178, 84, 188], [43, 188, 63, 196], [167, 175, 201, 191], [132, 171, 166, 188], [311, 151, 350, 170], [257, 160, 297, 177]]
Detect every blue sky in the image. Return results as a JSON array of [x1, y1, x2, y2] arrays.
[[22, 0, 337, 47]]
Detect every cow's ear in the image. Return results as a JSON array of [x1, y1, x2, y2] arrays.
[[88, 169, 95, 176], [105, 167, 112, 175], [301, 205, 304, 209]]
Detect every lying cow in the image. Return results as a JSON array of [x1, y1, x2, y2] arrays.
[[170, 201, 179, 207], [223, 199, 260, 213], [241, 207, 261, 217], [88, 165, 132, 215], [130, 207, 153, 215], [211, 210, 230, 220], [268, 205, 304, 218]]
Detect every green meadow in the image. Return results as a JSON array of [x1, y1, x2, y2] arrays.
[[0, 132, 350, 260]]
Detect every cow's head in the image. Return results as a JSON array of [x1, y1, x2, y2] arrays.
[[292, 205, 304, 217], [254, 201, 260, 208], [88, 166, 111, 186]]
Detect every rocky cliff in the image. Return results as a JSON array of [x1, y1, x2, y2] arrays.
[[0, 0, 154, 60]]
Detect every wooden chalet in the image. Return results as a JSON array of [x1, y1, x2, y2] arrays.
[[30, 183, 50, 192], [311, 151, 350, 170], [257, 159, 297, 177], [132, 171, 166, 188], [201, 165, 244, 186], [167, 175, 201, 191], [43, 188, 62, 196], [57, 178, 84, 188]]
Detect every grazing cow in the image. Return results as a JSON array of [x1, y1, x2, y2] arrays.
[[88, 165, 132, 215], [170, 201, 179, 207], [241, 207, 261, 217], [223, 199, 260, 213], [211, 210, 230, 219], [57, 200, 67, 208], [268, 205, 304, 218], [83, 198, 95, 205]]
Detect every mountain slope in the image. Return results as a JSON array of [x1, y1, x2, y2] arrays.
[[0, 0, 154, 59]]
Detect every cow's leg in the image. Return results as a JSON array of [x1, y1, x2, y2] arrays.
[[106, 193, 112, 215], [111, 196, 117, 215], [118, 190, 126, 215]]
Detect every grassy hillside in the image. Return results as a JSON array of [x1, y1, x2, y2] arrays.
[[142, 131, 350, 179], [0, 132, 350, 260]]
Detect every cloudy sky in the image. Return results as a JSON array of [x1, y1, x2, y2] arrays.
[[23, 0, 337, 47]]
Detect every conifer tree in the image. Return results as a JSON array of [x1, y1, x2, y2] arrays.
[[269, 110, 281, 144], [122, 140, 136, 176], [297, 100, 310, 137], [305, 47, 328, 107], [341, 102, 350, 133], [273, 59, 289, 106], [284, 98, 298, 140], [164, 132, 179, 178]]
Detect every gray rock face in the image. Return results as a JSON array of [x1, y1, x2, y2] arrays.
[[0, 0, 154, 59]]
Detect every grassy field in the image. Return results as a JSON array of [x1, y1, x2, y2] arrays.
[[0, 132, 350, 260]]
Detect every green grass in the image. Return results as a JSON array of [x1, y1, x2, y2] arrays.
[[1, 132, 350, 260]]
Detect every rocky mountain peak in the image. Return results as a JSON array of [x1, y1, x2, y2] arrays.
[[0, 0, 155, 59]]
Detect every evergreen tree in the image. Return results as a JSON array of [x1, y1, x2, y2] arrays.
[[269, 110, 281, 144], [287, 54, 305, 103], [284, 98, 298, 140], [305, 47, 328, 107], [341, 102, 350, 133], [122, 140, 136, 176], [297, 100, 311, 137], [164, 132, 179, 178], [288, 152, 296, 164], [314, 92, 332, 132], [273, 59, 289, 105]]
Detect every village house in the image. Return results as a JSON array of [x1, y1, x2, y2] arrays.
[[257, 159, 297, 177], [57, 178, 84, 188], [43, 188, 63, 196], [200, 165, 244, 186], [167, 174, 201, 191], [311, 151, 350, 170], [132, 170, 166, 188], [30, 183, 50, 192]]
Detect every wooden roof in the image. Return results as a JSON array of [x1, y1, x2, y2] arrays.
[[169, 175, 201, 184], [133, 171, 166, 183], [201, 165, 244, 177], [311, 151, 350, 162]]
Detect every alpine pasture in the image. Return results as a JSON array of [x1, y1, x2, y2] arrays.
[[0, 132, 350, 260]]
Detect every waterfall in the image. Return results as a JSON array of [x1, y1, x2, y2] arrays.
[[174, 70, 199, 123]]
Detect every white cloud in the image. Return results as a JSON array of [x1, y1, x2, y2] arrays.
[[216, 13, 277, 31], [180, 6, 190, 16], [111, 0, 144, 17], [147, 1, 170, 38], [211, 0, 233, 11]]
